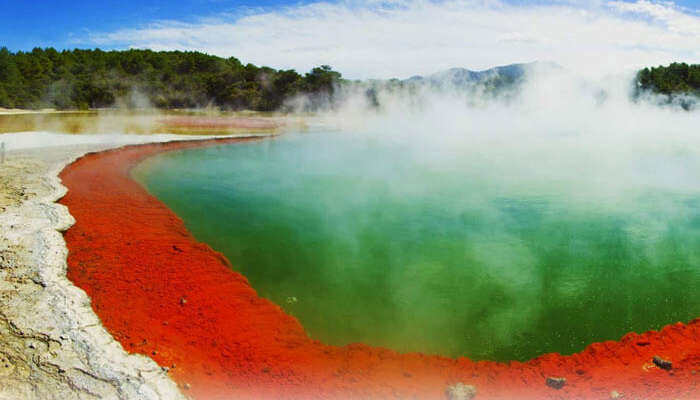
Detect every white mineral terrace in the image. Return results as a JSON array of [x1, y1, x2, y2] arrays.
[[0, 132, 258, 399]]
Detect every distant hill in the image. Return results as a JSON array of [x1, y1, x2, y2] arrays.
[[408, 63, 525, 85], [403, 62, 559, 89], [351, 62, 560, 109]]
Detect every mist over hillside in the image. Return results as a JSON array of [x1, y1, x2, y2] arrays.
[[345, 62, 563, 109], [0, 47, 697, 112], [0, 48, 341, 111], [406, 62, 554, 88]]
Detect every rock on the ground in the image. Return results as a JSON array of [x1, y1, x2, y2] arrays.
[[652, 356, 672, 370], [446, 382, 477, 400], [545, 376, 567, 390]]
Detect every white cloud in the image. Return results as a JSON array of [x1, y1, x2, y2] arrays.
[[87, 0, 700, 79], [608, 0, 700, 34]]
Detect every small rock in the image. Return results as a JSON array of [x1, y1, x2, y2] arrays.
[[652, 355, 672, 370], [445, 382, 477, 400], [180, 297, 187, 305], [183, 383, 191, 390], [610, 390, 622, 399], [546, 377, 566, 390], [161, 366, 169, 372]]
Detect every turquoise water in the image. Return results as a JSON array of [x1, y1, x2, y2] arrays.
[[133, 132, 700, 361]]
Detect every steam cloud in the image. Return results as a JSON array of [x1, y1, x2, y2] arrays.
[[266, 66, 700, 358]]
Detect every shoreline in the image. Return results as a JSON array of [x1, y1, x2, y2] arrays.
[[0, 137, 193, 399], [58, 138, 700, 399], [0, 111, 294, 136], [0, 108, 91, 115]]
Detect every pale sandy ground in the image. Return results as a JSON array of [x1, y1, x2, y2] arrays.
[[0, 132, 260, 399], [0, 108, 73, 115]]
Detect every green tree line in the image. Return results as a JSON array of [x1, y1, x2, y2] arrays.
[[0, 49, 697, 111], [0, 47, 342, 111], [636, 63, 700, 96]]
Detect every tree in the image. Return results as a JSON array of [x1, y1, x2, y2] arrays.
[[637, 62, 700, 95], [304, 65, 342, 94], [0, 48, 345, 111]]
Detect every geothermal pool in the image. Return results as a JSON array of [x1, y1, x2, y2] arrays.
[[133, 131, 700, 361]]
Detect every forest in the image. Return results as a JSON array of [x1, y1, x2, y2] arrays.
[[0, 47, 698, 111], [636, 63, 700, 96], [0, 47, 341, 110]]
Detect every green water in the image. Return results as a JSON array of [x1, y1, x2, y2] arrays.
[[133, 132, 700, 361]]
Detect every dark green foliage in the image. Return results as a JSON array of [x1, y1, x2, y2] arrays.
[[635, 63, 700, 110], [0, 47, 342, 111], [636, 63, 700, 97]]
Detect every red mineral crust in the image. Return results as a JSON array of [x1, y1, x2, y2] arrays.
[[59, 138, 700, 399]]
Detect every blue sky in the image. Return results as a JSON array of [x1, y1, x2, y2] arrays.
[[1, 0, 313, 50], [1, 0, 699, 78], [1, 0, 698, 51]]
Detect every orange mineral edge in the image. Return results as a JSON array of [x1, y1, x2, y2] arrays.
[[59, 137, 700, 400]]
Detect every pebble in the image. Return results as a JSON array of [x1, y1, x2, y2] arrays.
[[546, 377, 566, 390], [653, 355, 672, 370], [445, 382, 477, 400]]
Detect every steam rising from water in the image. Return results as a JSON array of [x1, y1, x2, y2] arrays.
[[311, 66, 700, 206], [137, 70, 700, 360]]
